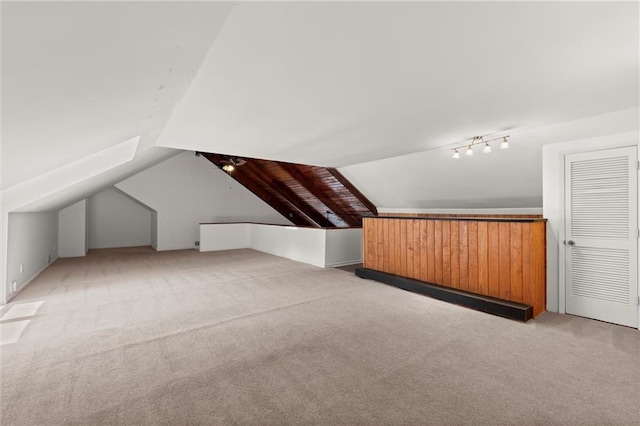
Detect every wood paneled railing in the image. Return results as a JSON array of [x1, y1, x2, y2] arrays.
[[363, 216, 547, 317], [377, 213, 543, 219]]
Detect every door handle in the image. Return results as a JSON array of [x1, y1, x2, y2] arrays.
[[567, 240, 575, 246]]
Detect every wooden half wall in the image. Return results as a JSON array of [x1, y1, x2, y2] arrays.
[[363, 216, 547, 317]]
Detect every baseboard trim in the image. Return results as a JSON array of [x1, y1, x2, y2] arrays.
[[5, 260, 54, 304], [355, 268, 533, 322], [326, 259, 362, 267]]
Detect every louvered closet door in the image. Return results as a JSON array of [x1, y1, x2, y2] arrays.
[[565, 146, 638, 327]]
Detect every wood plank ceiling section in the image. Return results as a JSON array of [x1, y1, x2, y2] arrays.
[[199, 152, 377, 228]]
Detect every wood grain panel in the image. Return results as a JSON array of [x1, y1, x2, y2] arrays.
[[395, 219, 402, 276], [477, 222, 488, 295], [468, 222, 478, 294], [400, 219, 408, 277], [377, 218, 383, 272], [442, 221, 451, 287], [388, 219, 395, 275], [426, 221, 435, 283], [406, 220, 414, 279], [374, 219, 383, 271], [413, 220, 421, 280], [365, 218, 374, 269], [521, 224, 533, 308], [362, 217, 547, 318], [382, 219, 390, 272], [450, 221, 460, 289], [458, 221, 469, 291], [499, 222, 511, 300], [510, 223, 523, 303], [434, 221, 443, 283], [419, 220, 427, 282], [487, 222, 500, 298], [532, 222, 546, 317]]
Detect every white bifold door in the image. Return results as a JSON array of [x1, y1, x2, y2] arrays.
[[565, 146, 638, 328]]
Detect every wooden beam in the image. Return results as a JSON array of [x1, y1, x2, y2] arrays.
[[275, 162, 361, 227], [326, 168, 378, 216], [199, 152, 376, 228], [244, 160, 335, 228], [200, 153, 314, 227], [231, 161, 321, 227]]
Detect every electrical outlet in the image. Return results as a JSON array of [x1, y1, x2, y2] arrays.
[[11, 281, 17, 293], [195, 241, 200, 247], [19, 264, 23, 274]]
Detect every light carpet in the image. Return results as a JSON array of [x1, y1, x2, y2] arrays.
[[1, 247, 638, 425]]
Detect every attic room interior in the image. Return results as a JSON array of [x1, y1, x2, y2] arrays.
[[1, 1, 638, 425]]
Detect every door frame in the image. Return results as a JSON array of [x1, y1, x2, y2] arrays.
[[542, 131, 639, 329]]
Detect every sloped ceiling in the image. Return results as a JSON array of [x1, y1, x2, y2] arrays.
[[1, 1, 233, 210], [156, 1, 638, 167], [340, 108, 639, 210], [2, 1, 638, 213]]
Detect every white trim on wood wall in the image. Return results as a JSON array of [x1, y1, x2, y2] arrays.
[[377, 208, 543, 215]]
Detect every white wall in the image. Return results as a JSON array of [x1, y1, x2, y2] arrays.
[[200, 223, 250, 251], [5, 212, 58, 302], [250, 225, 327, 267], [85, 200, 90, 253], [200, 223, 363, 268], [58, 199, 88, 257], [116, 151, 291, 251], [325, 228, 363, 267], [88, 188, 151, 249], [542, 131, 639, 314], [150, 211, 158, 250]]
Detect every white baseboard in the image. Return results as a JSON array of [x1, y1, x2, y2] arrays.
[[5, 259, 54, 303]]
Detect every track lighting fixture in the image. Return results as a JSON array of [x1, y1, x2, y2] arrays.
[[451, 135, 510, 159], [221, 163, 235, 172]]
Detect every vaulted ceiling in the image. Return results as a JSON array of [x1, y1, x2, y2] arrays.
[[2, 1, 638, 213], [156, 1, 638, 167]]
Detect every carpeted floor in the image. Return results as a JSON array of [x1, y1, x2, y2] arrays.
[[1, 247, 638, 425]]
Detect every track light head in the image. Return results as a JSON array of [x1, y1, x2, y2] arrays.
[[451, 134, 510, 159]]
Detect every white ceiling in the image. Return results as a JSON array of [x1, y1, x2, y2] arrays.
[[156, 1, 638, 167], [2, 1, 232, 190], [2, 1, 638, 212], [340, 108, 639, 209]]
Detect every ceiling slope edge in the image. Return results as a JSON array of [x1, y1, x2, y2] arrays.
[[3, 139, 181, 213]]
